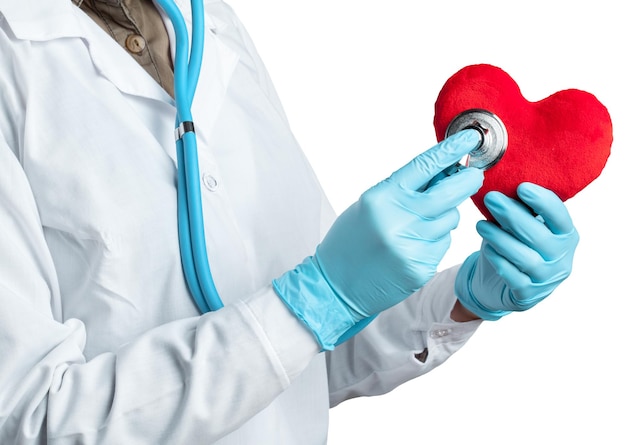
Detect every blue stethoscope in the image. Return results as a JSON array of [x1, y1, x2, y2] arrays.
[[154, 0, 223, 313]]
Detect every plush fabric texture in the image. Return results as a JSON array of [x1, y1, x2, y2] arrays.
[[433, 64, 613, 220]]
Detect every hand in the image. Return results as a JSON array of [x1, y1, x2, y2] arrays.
[[273, 130, 484, 349], [455, 183, 579, 321]]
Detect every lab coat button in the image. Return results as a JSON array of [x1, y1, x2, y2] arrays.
[[125, 34, 146, 54], [202, 173, 219, 191], [430, 328, 451, 339]]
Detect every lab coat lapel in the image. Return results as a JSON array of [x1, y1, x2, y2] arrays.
[[0, 0, 173, 104], [0, 0, 83, 41], [1, 0, 240, 163]]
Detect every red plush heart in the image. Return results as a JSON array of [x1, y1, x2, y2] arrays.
[[433, 64, 613, 220]]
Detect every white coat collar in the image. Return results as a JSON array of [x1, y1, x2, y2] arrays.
[[0, 0, 84, 41], [0, 0, 174, 104]]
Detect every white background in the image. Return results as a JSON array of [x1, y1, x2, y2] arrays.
[[227, 1, 624, 443]]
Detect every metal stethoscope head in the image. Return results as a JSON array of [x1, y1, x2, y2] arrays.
[[445, 109, 508, 170]]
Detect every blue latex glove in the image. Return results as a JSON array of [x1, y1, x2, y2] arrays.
[[273, 130, 484, 350], [455, 183, 579, 321]]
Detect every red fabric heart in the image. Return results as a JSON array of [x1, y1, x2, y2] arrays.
[[433, 64, 613, 220]]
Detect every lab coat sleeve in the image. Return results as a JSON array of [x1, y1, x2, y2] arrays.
[[326, 266, 482, 407], [0, 135, 320, 443]]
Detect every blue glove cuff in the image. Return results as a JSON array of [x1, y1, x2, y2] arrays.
[[272, 256, 358, 350], [454, 252, 511, 321]]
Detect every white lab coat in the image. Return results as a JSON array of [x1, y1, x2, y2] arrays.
[[0, 0, 481, 443]]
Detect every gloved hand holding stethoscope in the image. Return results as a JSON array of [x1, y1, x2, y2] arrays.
[[274, 130, 579, 350], [159, 0, 578, 350], [273, 130, 485, 350]]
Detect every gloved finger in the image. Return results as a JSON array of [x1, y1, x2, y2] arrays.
[[484, 191, 551, 247], [388, 129, 481, 191], [516, 182, 576, 236], [484, 191, 576, 261], [405, 207, 461, 241], [410, 234, 453, 271], [482, 244, 546, 310], [407, 166, 483, 218], [477, 220, 554, 283]]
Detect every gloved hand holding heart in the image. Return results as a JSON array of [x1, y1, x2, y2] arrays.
[[433, 64, 613, 219]]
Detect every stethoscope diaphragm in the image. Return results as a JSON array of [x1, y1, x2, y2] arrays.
[[445, 109, 508, 170]]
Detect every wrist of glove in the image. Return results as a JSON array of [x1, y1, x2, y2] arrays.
[[455, 251, 511, 321], [272, 255, 374, 350], [455, 182, 579, 321], [274, 130, 484, 350]]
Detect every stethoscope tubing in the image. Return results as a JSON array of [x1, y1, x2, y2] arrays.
[[155, 0, 224, 313]]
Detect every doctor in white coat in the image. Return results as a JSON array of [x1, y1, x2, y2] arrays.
[[0, 0, 579, 443]]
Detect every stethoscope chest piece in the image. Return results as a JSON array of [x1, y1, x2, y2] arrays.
[[445, 109, 508, 170]]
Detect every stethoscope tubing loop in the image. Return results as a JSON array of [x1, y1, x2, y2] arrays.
[[155, 0, 224, 312]]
